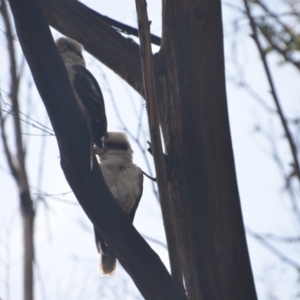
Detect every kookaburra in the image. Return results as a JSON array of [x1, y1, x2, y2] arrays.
[[94, 132, 143, 275], [55, 37, 108, 168]]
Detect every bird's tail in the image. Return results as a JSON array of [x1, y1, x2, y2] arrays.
[[100, 247, 116, 276], [94, 226, 116, 276]]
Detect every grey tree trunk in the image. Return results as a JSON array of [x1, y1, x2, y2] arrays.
[[0, 1, 35, 299]]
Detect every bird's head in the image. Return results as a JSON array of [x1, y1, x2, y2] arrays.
[[55, 37, 85, 67], [95, 132, 133, 162]]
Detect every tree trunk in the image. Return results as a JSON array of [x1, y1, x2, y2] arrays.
[[154, 0, 258, 299], [20, 190, 35, 300]]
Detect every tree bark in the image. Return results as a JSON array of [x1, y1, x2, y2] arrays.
[[157, 0, 258, 299]]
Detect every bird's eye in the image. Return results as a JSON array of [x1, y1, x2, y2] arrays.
[[105, 141, 128, 151], [66, 43, 83, 60]]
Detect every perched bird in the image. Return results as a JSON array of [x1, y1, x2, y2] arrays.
[[94, 132, 143, 275], [55, 37, 108, 168]]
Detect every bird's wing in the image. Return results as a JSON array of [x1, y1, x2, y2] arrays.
[[72, 65, 108, 148], [129, 170, 143, 222]]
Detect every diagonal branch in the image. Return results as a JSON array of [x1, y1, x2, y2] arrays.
[[256, 233, 300, 243], [247, 228, 300, 270], [258, 28, 300, 70], [0, 101, 17, 178], [252, 0, 300, 70], [8, 0, 187, 298], [40, 0, 144, 96], [244, 0, 300, 184]]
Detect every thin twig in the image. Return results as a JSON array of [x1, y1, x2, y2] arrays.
[[222, 1, 245, 13], [244, 0, 300, 185], [227, 75, 275, 114], [247, 228, 300, 270], [257, 233, 300, 243], [254, 0, 298, 36], [285, 185, 300, 228], [142, 170, 156, 181], [257, 124, 300, 223], [3, 101, 54, 131], [1, 108, 54, 136], [33, 191, 73, 197], [253, 0, 300, 70]]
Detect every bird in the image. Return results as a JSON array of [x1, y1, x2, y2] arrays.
[[94, 132, 143, 275], [55, 37, 108, 169]]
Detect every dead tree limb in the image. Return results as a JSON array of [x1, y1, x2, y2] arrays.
[[135, 0, 183, 286]]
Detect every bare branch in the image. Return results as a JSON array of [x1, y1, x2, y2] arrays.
[[34, 191, 72, 197], [4, 101, 54, 133], [135, 0, 183, 286], [34, 193, 79, 206], [243, 0, 300, 184], [247, 228, 300, 270], [0, 0, 24, 166], [257, 233, 300, 243], [1, 107, 55, 136], [0, 3, 35, 298], [0, 99, 17, 178], [252, 0, 300, 70]]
